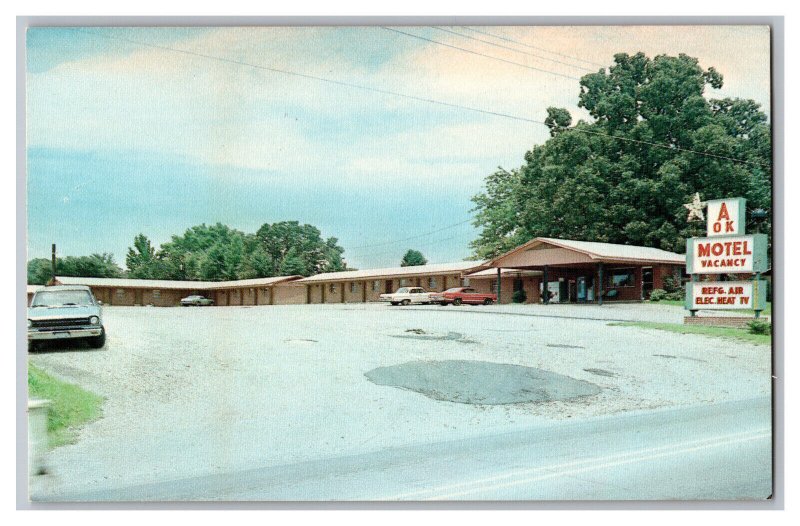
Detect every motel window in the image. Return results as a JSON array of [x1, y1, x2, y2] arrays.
[[372, 280, 380, 291], [490, 280, 497, 292], [152, 290, 161, 298], [428, 277, 437, 288], [400, 278, 408, 286], [608, 269, 635, 288], [329, 283, 337, 293], [350, 282, 357, 293], [116, 289, 125, 297]]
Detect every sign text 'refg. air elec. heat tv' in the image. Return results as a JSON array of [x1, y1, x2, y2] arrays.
[[685, 280, 767, 311]]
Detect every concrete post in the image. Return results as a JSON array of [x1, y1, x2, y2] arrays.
[[28, 399, 50, 477]]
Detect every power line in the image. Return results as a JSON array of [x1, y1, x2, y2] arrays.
[[348, 219, 474, 250], [461, 26, 607, 69], [69, 28, 770, 168], [382, 27, 581, 81], [431, 27, 593, 73], [348, 231, 473, 261]]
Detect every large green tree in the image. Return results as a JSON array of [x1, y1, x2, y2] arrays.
[[400, 249, 428, 267], [471, 52, 771, 259], [122, 221, 348, 281]]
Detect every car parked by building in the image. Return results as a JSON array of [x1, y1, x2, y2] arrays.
[[27, 285, 106, 351], [180, 295, 215, 306], [379, 287, 434, 306], [430, 287, 497, 306]]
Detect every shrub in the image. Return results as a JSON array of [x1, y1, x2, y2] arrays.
[[747, 319, 771, 335], [662, 274, 683, 293], [649, 289, 668, 302], [512, 289, 527, 303]]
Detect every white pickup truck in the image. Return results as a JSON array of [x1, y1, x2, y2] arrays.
[[379, 287, 434, 306]]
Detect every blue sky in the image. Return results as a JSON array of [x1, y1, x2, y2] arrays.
[[26, 26, 770, 269]]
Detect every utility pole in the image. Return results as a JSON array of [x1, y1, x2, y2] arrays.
[[50, 244, 57, 285]]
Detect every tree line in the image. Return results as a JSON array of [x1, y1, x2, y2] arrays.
[[470, 52, 772, 259], [28, 221, 350, 284]]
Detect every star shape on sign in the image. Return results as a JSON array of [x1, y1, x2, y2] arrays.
[[683, 192, 707, 222]]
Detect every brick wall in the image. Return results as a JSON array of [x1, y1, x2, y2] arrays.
[[273, 285, 306, 305]]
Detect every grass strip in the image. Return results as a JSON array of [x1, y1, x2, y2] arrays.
[[28, 364, 104, 448], [646, 299, 772, 316], [608, 321, 771, 345]]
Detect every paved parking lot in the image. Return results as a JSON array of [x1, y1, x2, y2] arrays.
[[29, 303, 770, 499]]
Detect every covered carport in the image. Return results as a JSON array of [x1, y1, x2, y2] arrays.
[[487, 237, 685, 304]]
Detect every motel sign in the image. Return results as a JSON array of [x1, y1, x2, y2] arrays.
[[686, 280, 767, 311], [686, 235, 768, 274], [684, 196, 768, 316]]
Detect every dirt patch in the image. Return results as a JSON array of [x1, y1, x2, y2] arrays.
[[583, 368, 618, 378], [392, 331, 477, 344], [365, 360, 601, 405]]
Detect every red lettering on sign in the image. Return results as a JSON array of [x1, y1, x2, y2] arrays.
[[717, 202, 730, 221]]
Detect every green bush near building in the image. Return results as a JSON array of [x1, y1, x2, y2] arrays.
[[512, 289, 527, 303]]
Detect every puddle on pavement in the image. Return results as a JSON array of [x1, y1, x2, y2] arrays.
[[392, 331, 477, 344], [365, 360, 601, 405]]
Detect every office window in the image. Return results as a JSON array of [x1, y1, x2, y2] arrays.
[[152, 290, 161, 298], [609, 268, 635, 288], [428, 277, 437, 288], [116, 289, 125, 297], [372, 280, 380, 291], [400, 278, 408, 286], [350, 282, 357, 293], [329, 283, 336, 293]]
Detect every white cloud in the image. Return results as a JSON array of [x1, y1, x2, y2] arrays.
[[27, 25, 771, 192]]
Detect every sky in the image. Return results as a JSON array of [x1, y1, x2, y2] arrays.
[[26, 25, 771, 270]]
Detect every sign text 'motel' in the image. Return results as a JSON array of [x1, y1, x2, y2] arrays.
[[686, 234, 768, 274]]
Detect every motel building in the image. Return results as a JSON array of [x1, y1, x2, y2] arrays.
[[39, 237, 685, 307]]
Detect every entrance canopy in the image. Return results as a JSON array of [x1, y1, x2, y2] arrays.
[[488, 237, 685, 269]]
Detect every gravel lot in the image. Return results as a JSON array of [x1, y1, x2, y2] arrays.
[[29, 302, 771, 498]]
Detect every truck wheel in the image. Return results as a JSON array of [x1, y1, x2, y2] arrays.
[[401, 299, 411, 306], [440, 301, 448, 306], [88, 328, 106, 349], [483, 298, 493, 305], [390, 302, 399, 306], [453, 298, 463, 306]]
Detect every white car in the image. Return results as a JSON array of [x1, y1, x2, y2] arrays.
[[379, 287, 434, 306]]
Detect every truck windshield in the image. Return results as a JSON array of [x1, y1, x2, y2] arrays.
[[31, 290, 94, 307]]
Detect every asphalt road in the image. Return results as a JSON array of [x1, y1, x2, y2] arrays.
[[50, 395, 771, 501]]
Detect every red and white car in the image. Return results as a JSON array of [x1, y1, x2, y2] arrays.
[[430, 287, 497, 306]]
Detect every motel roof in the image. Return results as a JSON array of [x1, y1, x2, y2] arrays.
[[54, 275, 303, 290], [466, 268, 543, 278], [296, 261, 487, 284], [489, 237, 686, 268]]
